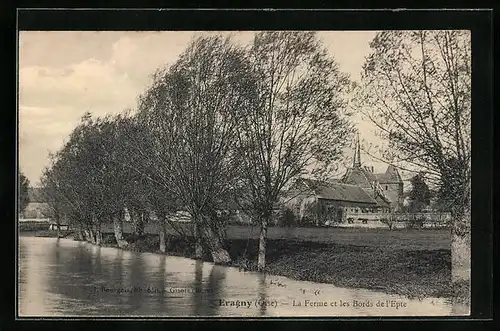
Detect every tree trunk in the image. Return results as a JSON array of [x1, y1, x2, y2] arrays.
[[132, 209, 145, 236], [451, 207, 471, 308], [193, 221, 204, 259], [113, 216, 128, 248], [159, 218, 168, 253], [89, 228, 96, 244], [96, 228, 102, 246], [257, 217, 268, 271], [201, 224, 231, 265], [75, 226, 84, 241], [450, 178, 471, 310]]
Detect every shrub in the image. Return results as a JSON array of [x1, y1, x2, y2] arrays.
[[278, 207, 297, 227], [407, 217, 424, 229]]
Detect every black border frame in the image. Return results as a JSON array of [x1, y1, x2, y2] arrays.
[[2, 7, 494, 330]]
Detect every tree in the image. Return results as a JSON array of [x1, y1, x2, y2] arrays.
[[135, 35, 256, 264], [408, 172, 431, 212], [41, 113, 117, 244], [238, 31, 353, 270], [355, 30, 471, 237], [18, 171, 30, 216]]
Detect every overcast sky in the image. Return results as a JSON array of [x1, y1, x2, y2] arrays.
[[19, 30, 397, 186]]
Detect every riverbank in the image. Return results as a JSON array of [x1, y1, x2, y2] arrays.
[[20, 229, 456, 300]]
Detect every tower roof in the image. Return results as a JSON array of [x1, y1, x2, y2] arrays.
[[353, 131, 361, 168], [375, 164, 403, 183]]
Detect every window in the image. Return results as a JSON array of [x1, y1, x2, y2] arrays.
[[385, 185, 388, 190]]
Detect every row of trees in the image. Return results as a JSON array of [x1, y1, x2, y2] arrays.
[[39, 30, 471, 269], [41, 32, 353, 269]]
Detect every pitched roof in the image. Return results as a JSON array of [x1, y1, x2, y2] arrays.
[[375, 165, 403, 183], [342, 167, 373, 188], [300, 178, 378, 205], [363, 188, 391, 208]]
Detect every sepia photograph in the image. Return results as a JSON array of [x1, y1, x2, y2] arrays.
[[18, 27, 473, 318]]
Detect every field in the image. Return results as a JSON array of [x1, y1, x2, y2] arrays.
[[100, 222, 451, 251]]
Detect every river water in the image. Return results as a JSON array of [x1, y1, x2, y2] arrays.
[[18, 236, 465, 317]]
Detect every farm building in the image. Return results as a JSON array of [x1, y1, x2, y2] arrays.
[[283, 178, 392, 226], [341, 133, 404, 210], [21, 187, 51, 219], [281, 134, 406, 227]]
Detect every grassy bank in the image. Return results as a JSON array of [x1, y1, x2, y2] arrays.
[[20, 224, 453, 299], [100, 223, 451, 250]]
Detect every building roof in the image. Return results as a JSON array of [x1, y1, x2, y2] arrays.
[[27, 187, 45, 203], [299, 178, 379, 205], [374, 164, 403, 183], [343, 164, 403, 186], [364, 188, 391, 208], [342, 167, 373, 188]]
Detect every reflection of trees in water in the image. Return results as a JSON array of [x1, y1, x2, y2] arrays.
[[18, 240, 27, 286], [192, 260, 204, 316], [44, 240, 96, 314], [92, 246, 102, 275], [126, 252, 144, 314], [258, 274, 267, 316], [155, 256, 167, 315], [205, 264, 226, 316], [108, 249, 126, 311], [191, 262, 226, 316]]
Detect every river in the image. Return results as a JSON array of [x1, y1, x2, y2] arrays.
[[18, 236, 466, 317]]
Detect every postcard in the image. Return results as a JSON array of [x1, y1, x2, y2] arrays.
[[17, 27, 472, 318]]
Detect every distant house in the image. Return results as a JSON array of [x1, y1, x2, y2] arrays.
[[341, 134, 404, 210], [21, 188, 51, 219], [283, 178, 391, 226]]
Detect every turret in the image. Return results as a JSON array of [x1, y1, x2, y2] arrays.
[[353, 132, 361, 168]]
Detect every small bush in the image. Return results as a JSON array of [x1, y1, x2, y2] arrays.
[[278, 208, 297, 227], [407, 217, 424, 229]]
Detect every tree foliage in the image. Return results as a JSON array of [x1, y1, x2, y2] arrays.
[[355, 30, 471, 235], [18, 171, 30, 215], [408, 172, 431, 212], [236, 31, 353, 269], [39, 32, 353, 264]]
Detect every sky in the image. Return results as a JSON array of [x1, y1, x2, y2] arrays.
[[19, 30, 397, 187]]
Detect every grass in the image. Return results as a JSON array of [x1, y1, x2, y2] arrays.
[[21, 223, 453, 299], [18, 221, 51, 232], [99, 223, 451, 251]]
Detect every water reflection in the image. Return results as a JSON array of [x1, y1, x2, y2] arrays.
[[206, 264, 226, 316], [192, 260, 204, 316], [258, 274, 267, 316], [18, 237, 459, 317]]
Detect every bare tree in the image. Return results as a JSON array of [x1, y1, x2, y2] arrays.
[[355, 30, 471, 237], [135, 35, 255, 264], [238, 31, 353, 270]]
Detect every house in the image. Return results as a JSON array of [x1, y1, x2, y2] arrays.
[[278, 134, 406, 227], [341, 133, 404, 211], [283, 178, 391, 226], [21, 187, 51, 219]]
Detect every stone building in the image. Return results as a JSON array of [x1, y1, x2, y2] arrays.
[[341, 134, 404, 211], [281, 134, 404, 226], [284, 178, 391, 226]]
